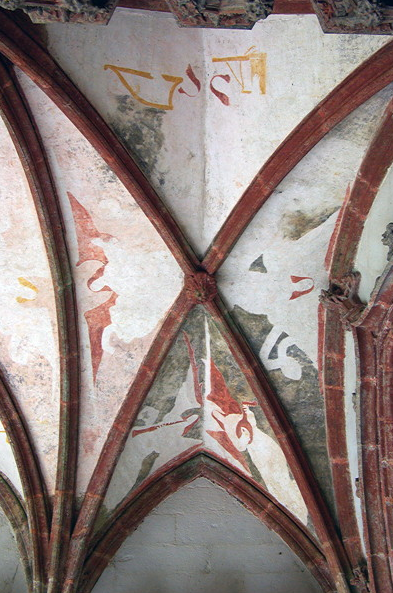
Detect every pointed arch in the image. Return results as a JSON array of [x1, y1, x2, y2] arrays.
[[0, 373, 48, 592], [63, 290, 194, 593], [352, 265, 393, 593], [79, 451, 336, 593], [0, 10, 199, 275], [202, 40, 393, 274], [0, 57, 80, 592], [205, 296, 352, 592], [320, 94, 393, 592], [0, 472, 32, 592]]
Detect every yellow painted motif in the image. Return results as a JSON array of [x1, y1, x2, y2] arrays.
[[0, 430, 10, 444], [212, 47, 266, 94], [104, 64, 183, 110], [16, 277, 38, 303]]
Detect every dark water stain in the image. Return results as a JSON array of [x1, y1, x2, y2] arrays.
[[138, 306, 207, 441], [282, 206, 339, 241], [135, 306, 323, 525], [133, 451, 160, 490], [249, 254, 267, 273], [110, 94, 166, 185], [208, 313, 257, 408], [231, 305, 337, 526], [97, 161, 118, 184]]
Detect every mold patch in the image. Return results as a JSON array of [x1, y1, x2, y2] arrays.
[[232, 305, 336, 525], [282, 207, 339, 241], [110, 94, 166, 184], [249, 254, 267, 273]]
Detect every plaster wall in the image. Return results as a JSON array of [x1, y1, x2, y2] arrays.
[[45, 10, 388, 256], [356, 161, 393, 302], [0, 420, 23, 497], [94, 478, 322, 593], [0, 508, 27, 593], [0, 113, 59, 495], [344, 330, 365, 553], [16, 68, 183, 494]]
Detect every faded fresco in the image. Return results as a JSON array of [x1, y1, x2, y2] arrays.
[[45, 10, 388, 256], [215, 93, 393, 518], [0, 114, 59, 496], [106, 307, 309, 526], [16, 69, 184, 493]]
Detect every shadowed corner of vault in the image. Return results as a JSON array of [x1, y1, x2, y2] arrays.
[[100, 305, 314, 533]]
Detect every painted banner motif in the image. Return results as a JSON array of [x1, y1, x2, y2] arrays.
[[104, 48, 266, 110]]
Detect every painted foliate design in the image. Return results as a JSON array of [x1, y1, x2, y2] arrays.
[[109, 307, 308, 525]]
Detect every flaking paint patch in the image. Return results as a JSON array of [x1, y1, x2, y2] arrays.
[[249, 254, 267, 273], [282, 207, 339, 241], [111, 95, 166, 184]]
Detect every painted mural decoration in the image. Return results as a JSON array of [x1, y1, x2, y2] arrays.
[[16, 68, 184, 492], [2, 11, 393, 593], [217, 213, 339, 517], [106, 307, 309, 526], [0, 115, 59, 495], [104, 47, 266, 110]]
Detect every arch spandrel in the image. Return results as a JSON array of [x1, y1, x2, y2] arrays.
[[85, 457, 332, 593], [44, 10, 388, 257], [0, 109, 59, 497], [104, 306, 311, 530]]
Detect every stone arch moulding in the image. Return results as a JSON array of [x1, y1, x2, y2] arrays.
[[319, 264, 393, 592], [0, 19, 353, 592], [320, 92, 393, 593], [1, 11, 393, 593], [79, 451, 336, 593], [0, 9, 393, 276], [0, 59, 62, 592], [0, 54, 80, 593], [202, 39, 393, 274], [0, 472, 31, 589]]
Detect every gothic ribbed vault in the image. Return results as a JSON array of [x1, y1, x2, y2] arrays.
[[0, 5, 393, 593]]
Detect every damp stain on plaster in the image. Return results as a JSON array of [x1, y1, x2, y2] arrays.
[[282, 207, 339, 241], [107, 306, 310, 523], [232, 305, 337, 525], [91, 499, 112, 534], [249, 254, 267, 273], [110, 94, 166, 184], [97, 161, 118, 184]]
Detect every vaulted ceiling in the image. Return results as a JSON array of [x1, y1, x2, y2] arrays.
[[0, 4, 393, 593]]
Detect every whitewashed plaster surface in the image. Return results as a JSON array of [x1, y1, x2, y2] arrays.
[[0, 421, 23, 497], [105, 311, 308, 527], [344, 331, 365, 554], [95, 479, 322, 593], [218, 90, 392, 370], [44, 10, 388, 256], [0, 508, 27, 593], [356, 161, 393, 303], [0, 114, 59, 495], [16, 69, 184, 494]]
